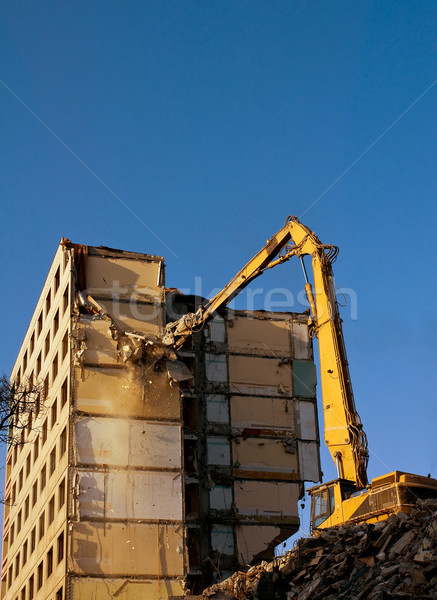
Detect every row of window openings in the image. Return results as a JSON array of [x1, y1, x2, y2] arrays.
[[7, 528, 64, 595], [15, 277, 69, 388], [17, 325, 69, 393], [10, 424, 67, 515], [11, 377, 68, 470], [9, 477, 66, 557]]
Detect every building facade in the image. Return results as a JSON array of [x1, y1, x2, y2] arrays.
[[1, 241, 321, 599]]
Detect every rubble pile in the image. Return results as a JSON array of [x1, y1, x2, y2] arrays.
[[197, 500, 437, 600]]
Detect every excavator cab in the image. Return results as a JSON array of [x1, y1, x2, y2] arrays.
[[308, 479, 358, 530]]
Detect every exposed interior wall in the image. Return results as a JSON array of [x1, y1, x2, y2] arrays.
[[69, 247, 187, 599], [170, 294, 321, 593]]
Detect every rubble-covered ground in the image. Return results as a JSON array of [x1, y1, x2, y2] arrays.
[[195, 500, 437, 600]]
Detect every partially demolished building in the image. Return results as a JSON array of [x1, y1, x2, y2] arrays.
[[1, 241, 321, 600]]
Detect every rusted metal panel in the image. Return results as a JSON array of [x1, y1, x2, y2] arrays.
[[234, 481, 299, 518], [77, 470, 183, 520], [70, 522, 184, 576], [227, 316, 291, 356], [228, 356, 292, 396], [70, 577, 185, 599], [75, 417, 182, 469], [230, 396, 294, 432]]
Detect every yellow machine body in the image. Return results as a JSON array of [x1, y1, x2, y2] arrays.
[[163, 216, 437, 531]]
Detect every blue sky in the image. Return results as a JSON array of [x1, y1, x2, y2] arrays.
[[1, 1, 436, 520]]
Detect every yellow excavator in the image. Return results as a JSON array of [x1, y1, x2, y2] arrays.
[[163, 215, 437, 531]]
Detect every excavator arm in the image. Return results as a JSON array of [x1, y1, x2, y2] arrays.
[[163, 215, 369, 489]]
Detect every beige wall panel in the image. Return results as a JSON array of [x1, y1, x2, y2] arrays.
[[227, 318, 291, 356], [228, 356, 292, 396], [80, 318, 119, 364], [75, 417, 182, 469], [235, 525, 280, 564], [94, 297, 163, 336], [86, 255, 162, 299], [298, 441, 320, 483], [70, 522, 184, 576], [291, 321, 311, 359], [78, 470, 183, 520], [70, 577, 185, 600], [298, 400, 317, 440], [75, 366, 180, 419], [232, 438, 298, 473], [230, 396, 294, 431], [234, 481, 299, 517]]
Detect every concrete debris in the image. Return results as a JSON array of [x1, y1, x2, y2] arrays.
[[192, 499, 437, 600]]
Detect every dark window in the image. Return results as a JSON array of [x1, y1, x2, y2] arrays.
[[24, 495, 29, 520], [58, 479, 65, 509], [52, 354, 58, 383], [51, 398, 58, 429], [32, 481, 38, 507], [29, 574, 34, 600], [40, 464, 46, 492], [50, 447, 56, 475], [36, 352, 41, 375], [30, 526, 36, 553], [61, 378, 68, 408], [22, 540, 27, 566], [48, 496, 55, 524], [60, 427, 67, 457], [26, 453, 31, 478], [53, 310, 59, 336], [45, 290, 51, 316], [38, 512, 45, 541], [62, 284, 69, 314], [57, 531, 64, 563], [33, 436, 39, 463], [47, 547, 53, 577], [56, 586, 63, 600], [43, 375, 49, 400], [42, 420, 48, 446], [23, 351, 27, 374], [15, 552, 20, 579], [37, 311, 43, 337], [44, 332, 50, 359], [54, 266, 60, 293], [37, 560, 43, 589], [30, 332, 35, 356], [62, 331, 69, 361]]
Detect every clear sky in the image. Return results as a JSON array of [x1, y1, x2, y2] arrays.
[[1, 1, 436, 524]]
